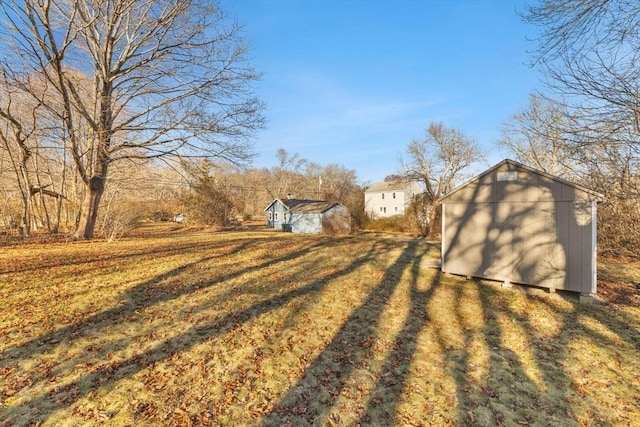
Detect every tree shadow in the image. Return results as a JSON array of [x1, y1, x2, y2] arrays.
[[0, 235, 398, 424], [3, 227, 636, 425], [357, 244, 440, 424], [1, 237, 335, 362], [437, 162, 631, 424], [0, 232, 262, 275], [261, 240, 430, 426], [442, 161, 597, 295], [442, 276, 640, 426]]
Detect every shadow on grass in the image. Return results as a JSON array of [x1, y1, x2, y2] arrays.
[[3, 231, 639, 426], [357, 243, 440, 424], [442, 278, 640, 426], [261, 240, 431, 426], [0, 234, 400, 424], [1, 237, 341, 360], [0, 232, 264, 275]]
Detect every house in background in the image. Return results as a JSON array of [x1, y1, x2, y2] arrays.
[[364, 180, 423, 219], [264, 198, 351, 234], [440, 159, 602, 296]]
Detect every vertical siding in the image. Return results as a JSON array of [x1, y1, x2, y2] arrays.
[[441, 204, 446, 271], [575, 202, 595, 293], [555, 201, 571, 289], [265, 201, 288, 229], [290, 213, 321, 233], [489, 202, 516, 281], [443, 203, 492, 277], [441, 161, 597, 293]]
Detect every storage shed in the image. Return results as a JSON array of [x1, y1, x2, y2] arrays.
[[264, 198, 351, 234], [440, 159, 602, 295]]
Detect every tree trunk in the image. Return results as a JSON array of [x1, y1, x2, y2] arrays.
[[75, 176, 105, 239], [17, 154, 32, 237], [426, 201, 440, 239], [19, 193, 31, 237]]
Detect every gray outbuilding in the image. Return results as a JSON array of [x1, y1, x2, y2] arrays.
[[264, 198, 351, 234], [439, 159, 602, 295]]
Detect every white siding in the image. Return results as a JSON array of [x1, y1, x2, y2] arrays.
[[365, 181, 422, 219]]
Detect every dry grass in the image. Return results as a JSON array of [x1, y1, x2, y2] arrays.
[[1, 223, 639, 426]]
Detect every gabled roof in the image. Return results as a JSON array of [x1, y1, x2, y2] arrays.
[[439, 159, 604, 203], [365, 180, 421, 193], [264, 198, 345, 214]]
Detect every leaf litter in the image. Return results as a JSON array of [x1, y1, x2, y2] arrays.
[[0, 224, 638, 426]]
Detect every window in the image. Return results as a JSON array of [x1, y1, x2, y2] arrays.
[[268, 211, 273, 220], [395, 207, 398, 212], [274, 212, 279, 221], [380, 207, 383, 212], [381, 193, 385, 199], [283, 213, 288, 222], [393, 192, 396, 199], [383, 207, 387, 213]]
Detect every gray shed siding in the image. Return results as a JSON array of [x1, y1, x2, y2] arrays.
[[265, 201, 288, 229], [265, 199, 350, 234], [287, 204, 350, 234], [441, 160, 599, 294], [288, 212, 321, 233]]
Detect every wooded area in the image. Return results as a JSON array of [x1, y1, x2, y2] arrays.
[[514, 0, 640, 257], [0, 0, 263, 238], [0, 147, 367, 239], [1, 0, 639, 258]]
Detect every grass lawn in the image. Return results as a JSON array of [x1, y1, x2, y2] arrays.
[[1, 224, 639, 426]]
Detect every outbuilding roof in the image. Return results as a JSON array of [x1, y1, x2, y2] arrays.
[[264, 198, 343, 214], [439, 159, 604, 203]]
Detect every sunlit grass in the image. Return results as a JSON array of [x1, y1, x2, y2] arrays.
[[1, 224, 638, 426]]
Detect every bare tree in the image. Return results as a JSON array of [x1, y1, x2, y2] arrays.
[[272, 148, 307, 198], [522, 2, 640, 257], [525, 0, 640, 147], [0, 0, 263, 238], [401, 122, 484, 237], [0, 79, 49, 236], [499, 94, 640, 257], [499, 94, 580, 176]]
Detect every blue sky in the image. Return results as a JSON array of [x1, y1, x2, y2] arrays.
[[221, 0, 541, 184]]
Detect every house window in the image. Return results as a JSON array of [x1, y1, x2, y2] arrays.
[[268, 211, 273, 221], [274, 212, 279, 221], [283, 213, 288, 222], [393, 192, 396, 199], [380, 207, 383, 212], [381, 193, 385, 199], [383, 207, 387, 213], [395, 207, 398, 212]]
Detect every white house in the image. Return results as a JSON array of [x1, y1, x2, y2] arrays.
[[364, 180, 423, 219]]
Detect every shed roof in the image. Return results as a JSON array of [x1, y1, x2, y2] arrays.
[[439, 159, 603, 203], [264, 198, 344, 214]]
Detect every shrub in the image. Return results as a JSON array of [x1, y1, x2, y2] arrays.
[[365, 215, 417, 233], [98, 201, 143, 241]]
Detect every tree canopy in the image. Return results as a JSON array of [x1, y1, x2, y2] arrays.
[[525, 0, 640, 147], [0, 0, 263, 238]]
